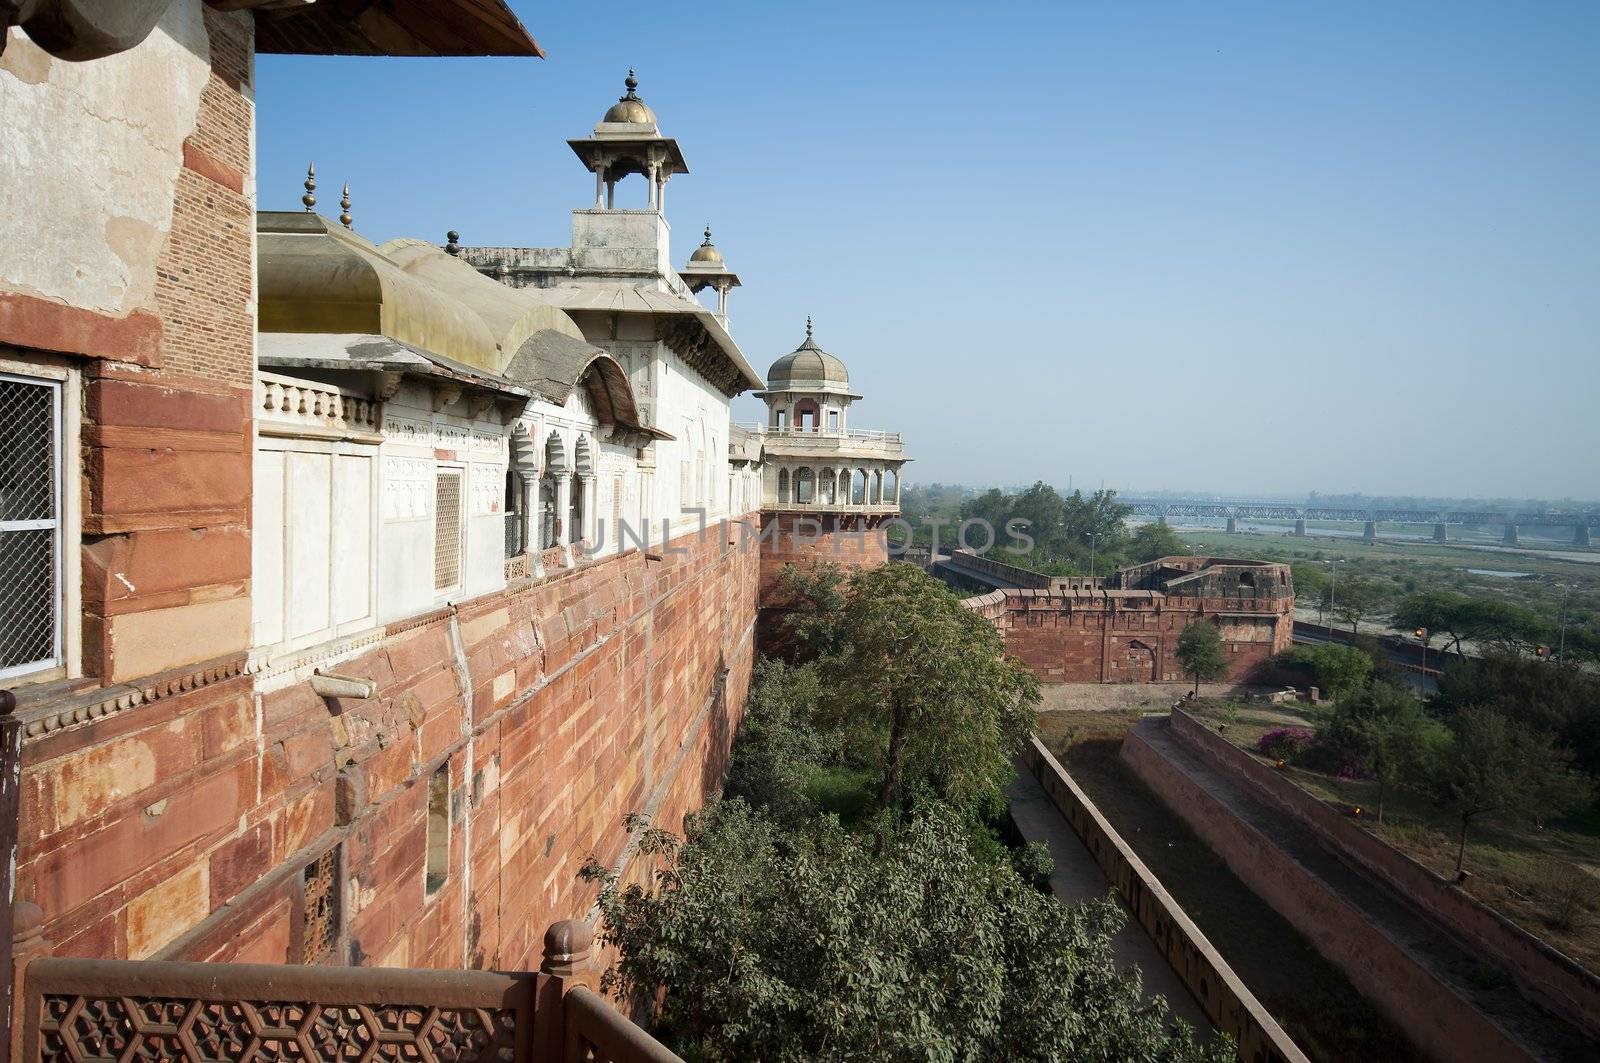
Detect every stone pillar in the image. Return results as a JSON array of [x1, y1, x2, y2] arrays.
[[594, 169, 604, 210], [1503, 524, 1519, 545], [1225, 516, 1238, 534], [1363, 521, 1377, 541], [9, 901, 48, 1063], [1433, 522, 1448, 543], [1575, 524, 1592, 547], [528, 477, 545, 577], [1293, 518, 1307, 537], [555, 474, 573, 564]]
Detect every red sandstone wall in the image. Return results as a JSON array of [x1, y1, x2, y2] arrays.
[[17, 523, 759, 970], [756, 513, 890, 606], [991, 591, 1292, 684]]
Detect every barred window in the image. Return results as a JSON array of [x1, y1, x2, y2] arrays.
[[0, 373, 62, 680], [434, 469, 463, 591]]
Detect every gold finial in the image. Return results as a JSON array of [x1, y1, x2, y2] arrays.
[[339, 182, 352, 228], [301, 162, 316, 211], [445, 230, 461, 256], [622, 68, 639, 100], [702, 224, 713, 246]]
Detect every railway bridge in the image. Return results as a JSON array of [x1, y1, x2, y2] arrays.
[[1123, 498, 1599, 546]]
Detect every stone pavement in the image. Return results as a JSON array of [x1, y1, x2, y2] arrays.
[[1006, 769, 1212, 1034]]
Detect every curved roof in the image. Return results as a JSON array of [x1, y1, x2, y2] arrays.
[[259, 213, 497, 368], [764, 321, 851, 394], [381, 238, 584, 373], [260, 214, 650, 433]]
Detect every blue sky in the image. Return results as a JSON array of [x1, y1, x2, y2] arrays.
[[257, 1, 1600, 501]]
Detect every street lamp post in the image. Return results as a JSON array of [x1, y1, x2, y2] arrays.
[[1557, 583, 1572, 660], [1413, 626, 1429, 696]]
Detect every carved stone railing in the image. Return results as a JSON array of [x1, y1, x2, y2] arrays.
[[257, 371, 382, 442], [16, 918, 684, 1062], [21, 958, 536, 1062]]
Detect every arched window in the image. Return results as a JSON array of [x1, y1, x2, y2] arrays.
[[504, 469, 526, 558], [796, 467, 814, 504], [872, 470, 883, 503], [852, 469, 866, 505], [569, 473, 584, 545], [778, 468, 790, 503], [821, 469, 836, 505], [540, 473, 559, 549], [885, 468, 898, 501]]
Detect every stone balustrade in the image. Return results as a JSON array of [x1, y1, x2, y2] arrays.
[[256, 371, 381, 440]]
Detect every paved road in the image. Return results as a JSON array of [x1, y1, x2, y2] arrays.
[[1006, 767, 1213, 1035]]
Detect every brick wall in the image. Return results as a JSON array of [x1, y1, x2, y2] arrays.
[[975, 589, 1293, 684], [756, 512, 890, 605], [16, 519, 759, 970]]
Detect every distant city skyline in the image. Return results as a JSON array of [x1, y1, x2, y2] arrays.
[[257, 0, 1600, 499]]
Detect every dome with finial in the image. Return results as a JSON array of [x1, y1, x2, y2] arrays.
[[765, 317, 850, 391], [688, 225, 723, 266], [602, 69, 657, 125]]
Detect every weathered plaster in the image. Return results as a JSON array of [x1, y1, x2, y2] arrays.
[[0, 1, 209, 317]]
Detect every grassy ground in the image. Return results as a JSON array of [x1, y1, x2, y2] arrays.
[[1038, 711, 1423, 1062], [1182, 697, 1600, 976], [1181, 527, 1600, 636]]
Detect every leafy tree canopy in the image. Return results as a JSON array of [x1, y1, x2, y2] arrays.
[[1426, 706, 1592, 872], [1280, 643, 1374, 701], [780, 563, 1040, 821], [1176, 620, 1231, 694], [582, 801, 1227, 1063]]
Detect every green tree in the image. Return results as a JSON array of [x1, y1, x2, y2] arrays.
[[1282, 643, 1373, 701], [783, 563, 1040, 825], [723, 658, 827, 826], [1331, 575, 1382, 634], [1391, 591, 1469, 653], [1291, 564, 1330, 621], [1128, 521, 1185, 563], [1318, 682, 1441, 822], [581, 802, 1228, 1063], [1433, 653, 1600, 778], [1176, 620, 1231, 695], [1427, 707, 1592, 874]]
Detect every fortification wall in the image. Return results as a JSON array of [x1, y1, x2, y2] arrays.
[[1167, 709, 1600, 1040], [1019, 738, 1307, 1063], [17, 523, 759, 970], [1122, 716, 1537, 1063], [990, 591, 1291, 684], [756, 513, 890, 605]]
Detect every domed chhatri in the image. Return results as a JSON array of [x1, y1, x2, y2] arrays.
[[688, 225, 723, 265], [765, 317, 851, 391], [602, 69, 656, 126]]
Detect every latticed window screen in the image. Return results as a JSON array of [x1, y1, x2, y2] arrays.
[[300, 846, 339, 965], [434, 469, 463, 591], [0, 374, 61, 679], [503, 470, 525, 560]]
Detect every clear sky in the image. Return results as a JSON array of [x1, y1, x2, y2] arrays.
[[256, 1, 1600, 502]]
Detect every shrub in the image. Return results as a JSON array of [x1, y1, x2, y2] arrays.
[[1257, 726, 1316, 762]]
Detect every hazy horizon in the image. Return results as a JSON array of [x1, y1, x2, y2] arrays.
[[257, 1, 1600, 499]]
